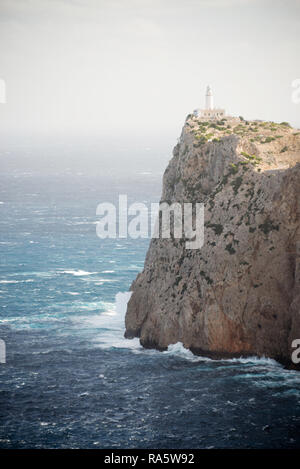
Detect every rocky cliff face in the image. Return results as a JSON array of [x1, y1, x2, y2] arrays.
[[125, 116, 300, 368]]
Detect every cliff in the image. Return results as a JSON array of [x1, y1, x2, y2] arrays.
[[125, 115, 300, 369]]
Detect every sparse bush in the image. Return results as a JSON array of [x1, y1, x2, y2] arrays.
[[231, 176, 243, 194], [280, 146, 288, 153], [259, 218, 279, 235], [208, 223, 223, 235], [225, 243, 236, 255], [230, 163, 239, 174], [262, 136, 275, 143]]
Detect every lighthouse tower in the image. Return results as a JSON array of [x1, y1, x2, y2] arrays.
[[194, 85, 225, 120], [205, 85, 213, 110]]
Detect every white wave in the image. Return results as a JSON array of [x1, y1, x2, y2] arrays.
[[101, 270, 115, 274], [61, 270, 97, 276], [116, 291, 132, 315], [163, 342, 212, 362], [81, 291, 141, 351], [88, 278, 117, 285], [228, 356, 281, 367], [161, 342, 285, 368], [128, 264, 142, 270], [0, 315, 62, 326], [0, 280, 19, 284], [131, 341, 285, 370], [58, 299, 112, 313], [67, 221, 98, 225], [0, 279, 34, 284]]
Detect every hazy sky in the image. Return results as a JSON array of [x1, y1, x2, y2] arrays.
[[0, 0, 300, 139]]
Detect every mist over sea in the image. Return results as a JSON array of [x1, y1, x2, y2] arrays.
[[0, 145, 300, 449]]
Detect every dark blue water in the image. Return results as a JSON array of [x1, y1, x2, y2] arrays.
[[0, 171, 300, 449]]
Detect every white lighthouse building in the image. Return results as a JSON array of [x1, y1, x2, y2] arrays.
[[194, 85, 225, 119], [205, 85, 214, 110]]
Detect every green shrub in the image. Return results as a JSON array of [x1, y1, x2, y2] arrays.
[[241, 152, 261, 165], [209, 224, 223, 235], [225, 243, 236, 255], [200, 270, 213, 285], [230, 163, 239, 174], [262, 136, 275, 143], [280, 146, 288, 153], [259, 218, 279, 235], [231, 176, 243, 194]]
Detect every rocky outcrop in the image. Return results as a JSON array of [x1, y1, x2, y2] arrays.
[[125, 116, 300, 369]]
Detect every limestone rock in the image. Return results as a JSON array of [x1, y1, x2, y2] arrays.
[[125, 116, 300, 369]]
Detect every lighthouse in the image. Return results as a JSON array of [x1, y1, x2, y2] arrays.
[[205, 85, 213, 110], [194, 85, 225, 120]]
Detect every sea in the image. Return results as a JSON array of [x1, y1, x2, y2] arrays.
[[0, 166, 300, 449]]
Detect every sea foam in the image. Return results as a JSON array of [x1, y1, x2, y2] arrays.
[[61, 270, 97, 276], [90, 291, 141, 351]]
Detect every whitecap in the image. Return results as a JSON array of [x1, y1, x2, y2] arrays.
[[0, 279, 34, 284], [162, 344, 286, 368], [81, 291, 142, 351], [67, 221, 97, 225], [0, 280, 19, 284], [61, 270, 97, 276], [163, 342, 212, 362], [227, 356, 281, 367], [89, 279, 117, 285]]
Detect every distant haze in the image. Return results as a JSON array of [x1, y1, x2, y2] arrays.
[[0, 0, 299, 171]]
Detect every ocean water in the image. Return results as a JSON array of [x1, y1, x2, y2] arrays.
[[0, 170, 300, 449]]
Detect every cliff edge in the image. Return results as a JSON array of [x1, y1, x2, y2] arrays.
[[125, 116, 300, 368]]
